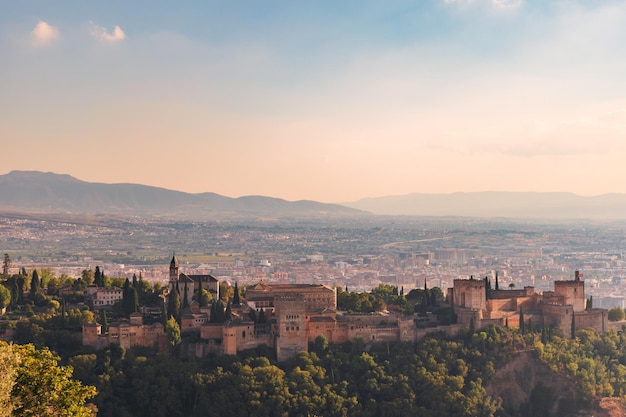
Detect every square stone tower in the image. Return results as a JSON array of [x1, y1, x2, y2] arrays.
[[275, 293, 307, 361]]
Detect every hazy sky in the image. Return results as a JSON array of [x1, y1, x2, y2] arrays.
[[2, 1, 626, 202]]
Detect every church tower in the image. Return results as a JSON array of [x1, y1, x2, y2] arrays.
[[169, 254, 179, 289]]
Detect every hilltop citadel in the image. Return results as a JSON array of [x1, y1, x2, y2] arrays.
[[81, 256, 609, 361]]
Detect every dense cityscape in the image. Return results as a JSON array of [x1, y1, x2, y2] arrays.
[[3, 213, 626, 309], [3, 211, 626, 416]]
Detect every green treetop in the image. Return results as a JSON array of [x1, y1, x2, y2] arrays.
[[168, 285, 181, 322], [3, 342, 96, 417]]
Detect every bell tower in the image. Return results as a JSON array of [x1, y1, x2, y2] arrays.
[[169, 254, 179, 288]]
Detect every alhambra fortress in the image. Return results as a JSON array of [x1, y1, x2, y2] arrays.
[[83, 257, 609, 361]]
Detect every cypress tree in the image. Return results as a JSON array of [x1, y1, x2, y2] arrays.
[[249, 309, 257, 322], [571, 311, 576, 339], [2, 253, 9, 277], [519, 308, 525, 334], [11, 282, 18, 308], [168, 285, 181, 322], [132, 273, 138, 289], [132, 288, 139, 313], [233, 282, 241, 305], [94, 266, 102, 287], [198, 278, 208, 307], [122, 279, 131, 315], [30, 269, 40, 301], [216, 300, 225, 322], [17, 275, 24, 304], [210, 301, 216, 322], [212, 300, 221, 323], [101, 309, 108, 333], [161, 301, 168, 326], [225, 300, 232, 321], [183, 281, 190, 309], [484, 276, 489, 300], [495, 272, 499, 290]]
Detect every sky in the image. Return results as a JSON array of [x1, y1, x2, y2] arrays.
[[2, 0, 626, 203]]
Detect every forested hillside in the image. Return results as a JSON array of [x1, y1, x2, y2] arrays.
[[3, 267, 626, 416], [5, 318, 626, 416], [67, 332, 503, 417], [51, 326, 626, 417]]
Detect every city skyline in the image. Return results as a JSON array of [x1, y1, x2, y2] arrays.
[[2, 1, 626, 203]]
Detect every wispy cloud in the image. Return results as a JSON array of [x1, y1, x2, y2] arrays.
[[31, 20, 59, 46], [89, 22, 126, 42], [443, 0, 522, 9], [491, 0, 522, 8]]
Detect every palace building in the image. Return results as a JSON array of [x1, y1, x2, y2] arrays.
[[449, 270, 607, 338], [83, 260, 607, 360], [82, 312, 168, 351]]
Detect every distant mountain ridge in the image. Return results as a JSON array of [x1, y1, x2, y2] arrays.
[[343, 191, 626, 219], [5, 171, 626, 220], [0, 171, 363, 219]]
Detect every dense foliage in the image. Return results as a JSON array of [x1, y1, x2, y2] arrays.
[[337, 284, 445, 315], [538, 327, 626, 399], [0, 341, 96, 417], [607, 307, 625, 322], [64, 327, 517, 417]]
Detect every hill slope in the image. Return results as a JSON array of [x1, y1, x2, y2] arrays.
[[0, 171, 363, 219]]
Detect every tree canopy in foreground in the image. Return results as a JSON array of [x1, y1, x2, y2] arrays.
[[0, 341, 96, 417]]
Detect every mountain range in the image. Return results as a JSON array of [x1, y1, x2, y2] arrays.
[[3, 170, 626, 220], [0, 171, 362, 219]]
